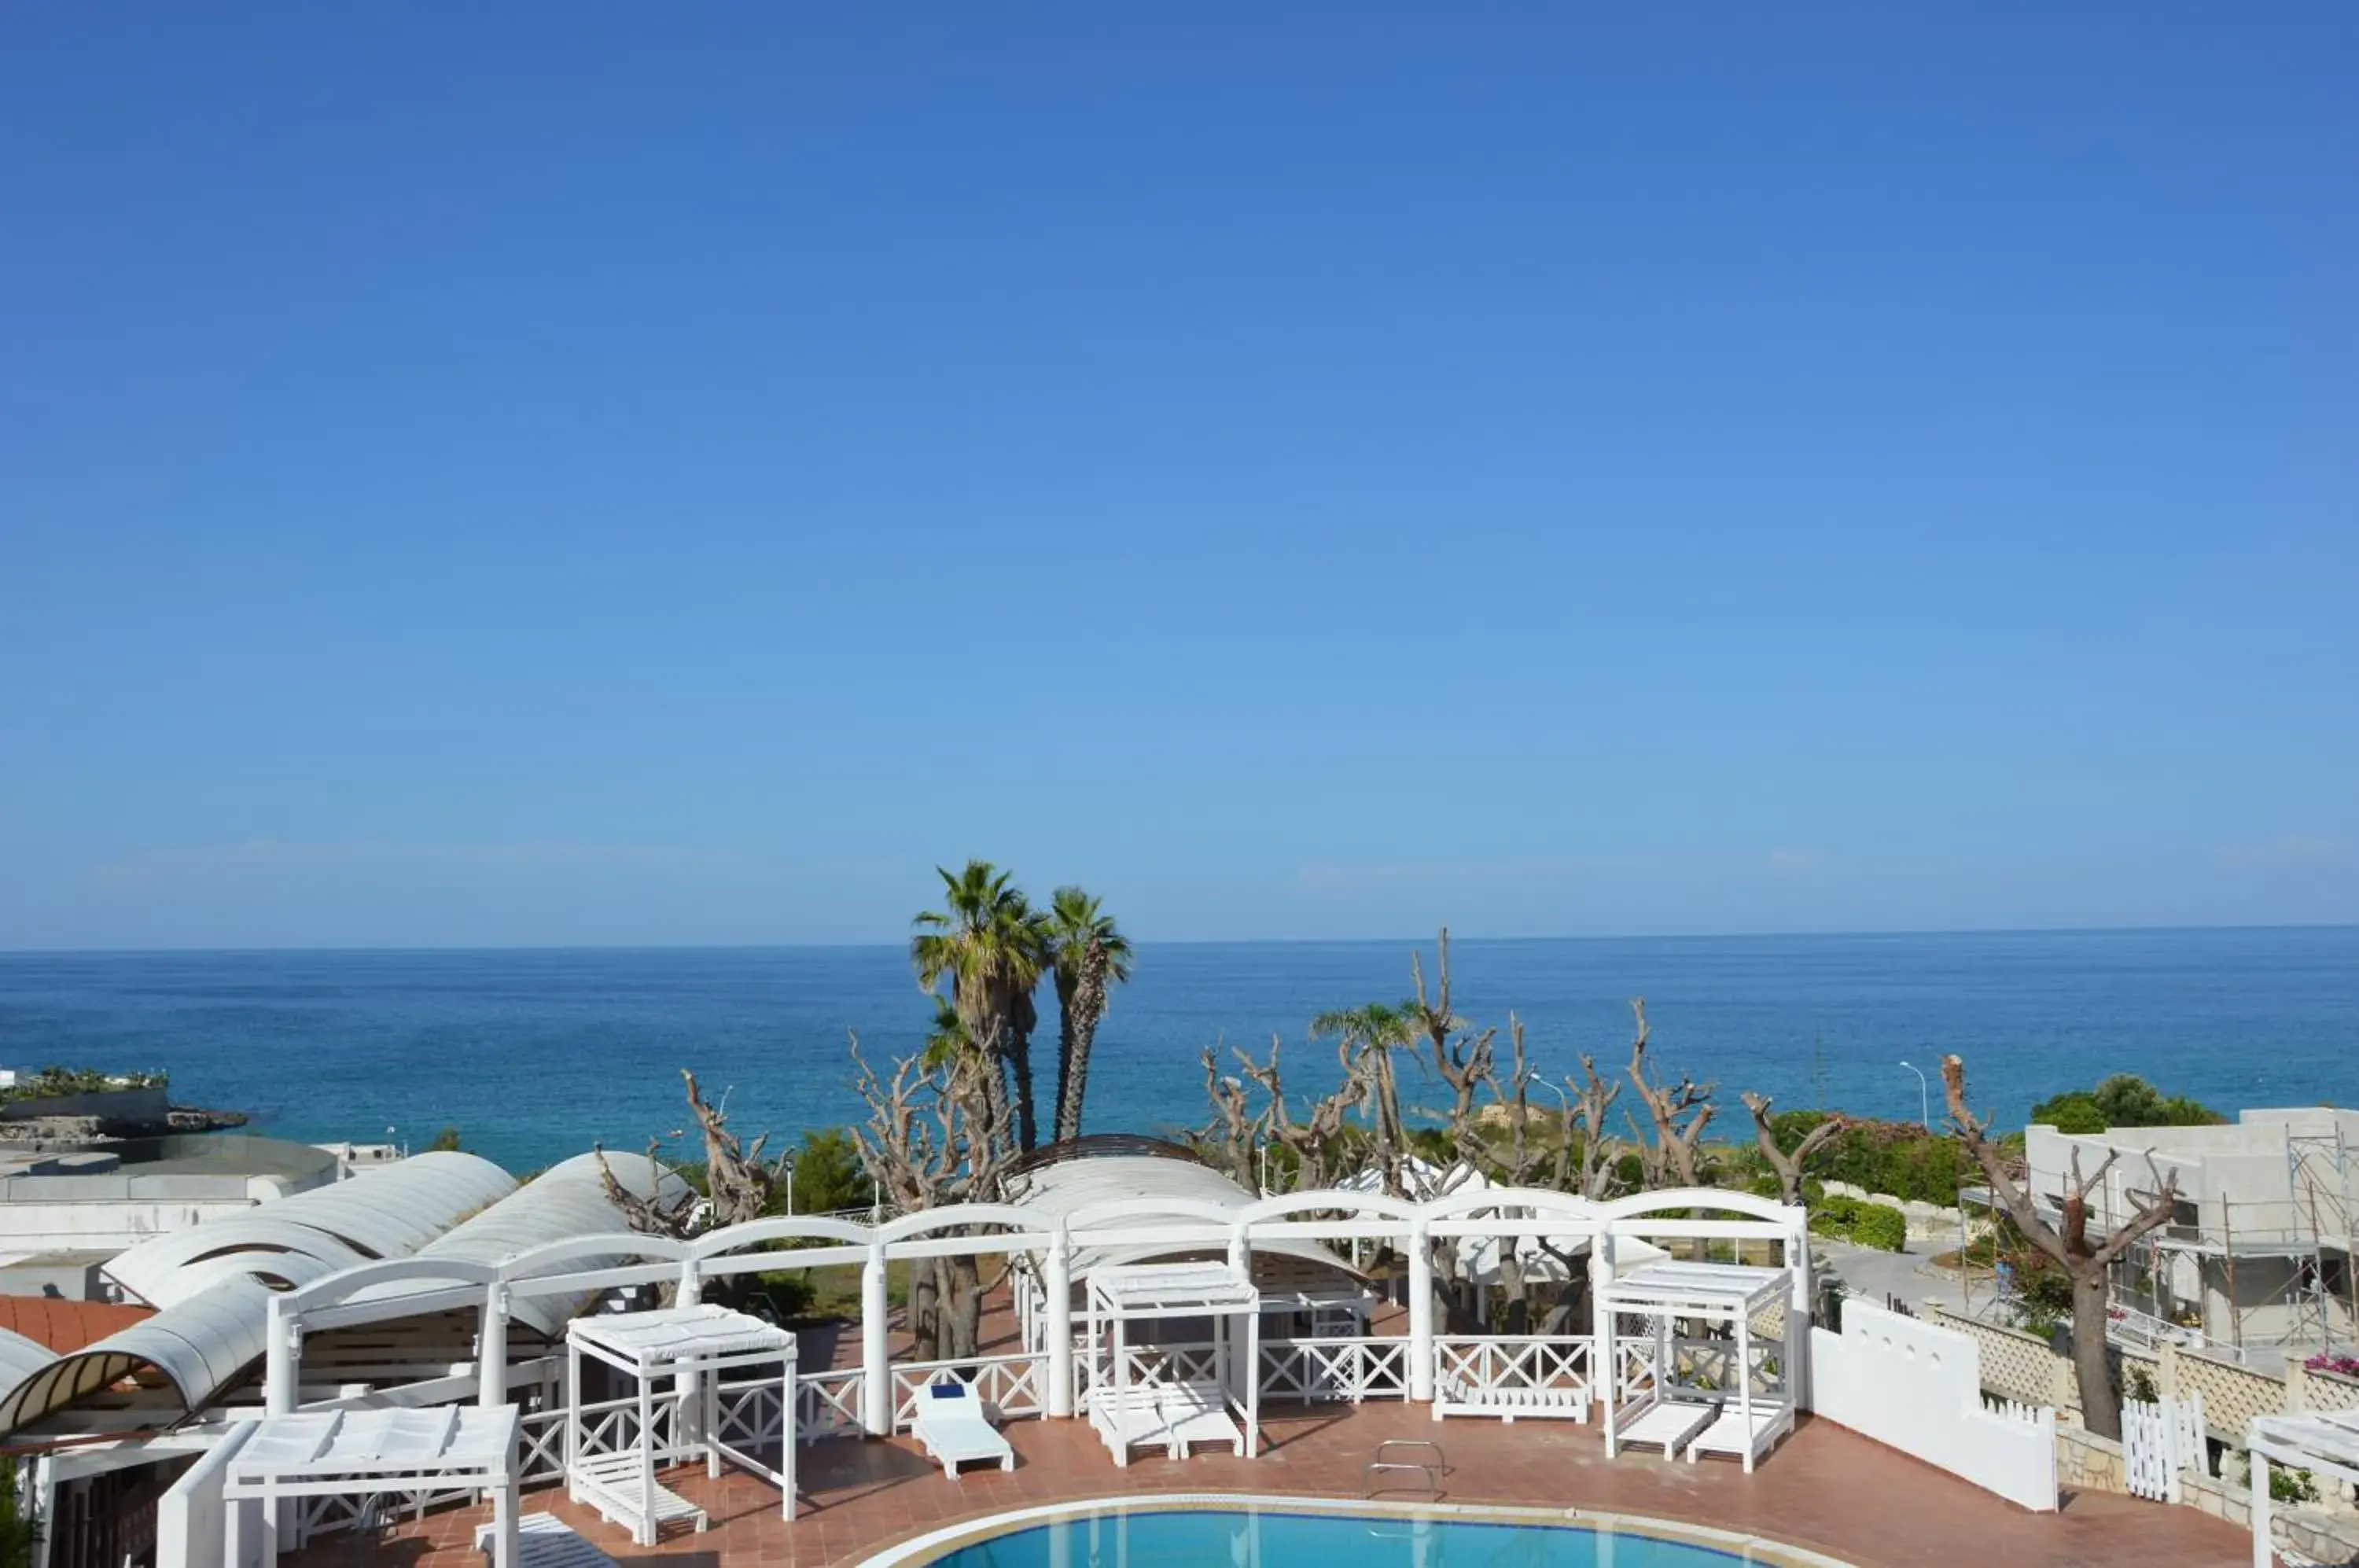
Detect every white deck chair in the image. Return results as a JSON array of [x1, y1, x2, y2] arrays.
[[475, 1513, 619, 1568], [1617, 1396, 1721, 1459], [1089, 1383, 1183, 1465], [910, 1380, 1015, 1478], [1157, 1379, 1246, 1457]]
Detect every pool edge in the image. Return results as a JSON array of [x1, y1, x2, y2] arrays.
[[849, 1491, 1868, 1567]]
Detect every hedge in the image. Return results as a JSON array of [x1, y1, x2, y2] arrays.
[[1812, 1194, 1908, 1252]]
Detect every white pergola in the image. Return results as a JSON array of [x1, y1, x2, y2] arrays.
[[566, 1304, 797, 1546], [2247, 1410, 2359, 1568], [1085, 1261, 1261, 1461], [223, 1405, 520, 1568], [1598, 1260, 1795, 1473]]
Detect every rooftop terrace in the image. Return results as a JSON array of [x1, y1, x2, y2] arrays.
[[284, 1401, 2250, 1568]]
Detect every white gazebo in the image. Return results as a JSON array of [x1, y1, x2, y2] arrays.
[[1085, 1261, 1260, 1463], [224, 1405, 521, 1568], [565, 1304, 797, 1546], [2247, 1410, 2359, 1568], [1598, 1259, 1796, 1472]]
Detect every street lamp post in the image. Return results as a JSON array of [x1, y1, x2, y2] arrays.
[[782, 1156, 797, 1217], [1898, 1060, 1930, 1130]]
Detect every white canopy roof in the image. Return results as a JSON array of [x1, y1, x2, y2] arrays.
[[0, 1327, 52, 1389], [1599, 1261, 1789, 1317], [230, 1404, 518, 1484], [0, 1274, 275, 1437], [104, 1151, 515, 1306], [569, 1305, 795, 1370], [2250, 1410, 2359, 1480], [1086, 1261, 1260, 1321], [349, 1150, 691, 1338], [1014, 1154, 1358, 1283]]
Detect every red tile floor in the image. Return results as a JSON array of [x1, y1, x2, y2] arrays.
[[286, 1401, 2257, 1568]]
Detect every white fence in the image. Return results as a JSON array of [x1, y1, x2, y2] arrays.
[[1811, 1299, 2058, 1513], [892, 1353, 1048, 1430], [1260, 1338, 1413, 1404], [2123, 1393, 2206, 1504]]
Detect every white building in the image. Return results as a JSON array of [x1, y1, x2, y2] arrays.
[[2024, 1108, 2357, 1355]]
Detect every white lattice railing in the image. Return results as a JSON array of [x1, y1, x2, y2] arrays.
[[1076, 1341, 1223, 1408], [797, 1366, 865, 1441], [892, 1353, 1048, 1430], [296, 1487, 474, 1540], [1433, 1335, 1591, 1401], [520, 1403, 567, 1484], [1610, 1335, 1777, 1397], [1259, 1337, 1411, 1404]]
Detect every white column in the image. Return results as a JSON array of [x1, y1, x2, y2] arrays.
[[1408, 1219, 1436, 1404], [861, 1242, 892, 1437], [1045, 1230, 1075, 1419], [1592, 1228, 1618, 1456], [478, 1283, 510, 1408], [1736, 1310, 1754, 1474], [263, 1297, 298, 1416], [637, 1361, 657, 1547], [1788, 1220, 1812, 1411], [2251, 1450, 2272, 1568]]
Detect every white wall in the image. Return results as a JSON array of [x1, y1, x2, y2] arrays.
[[1809, 1299, 2056, 1513], [156, 1424, 256, 1568]]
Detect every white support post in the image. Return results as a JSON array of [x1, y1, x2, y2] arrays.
[[1408, 1219, 1436, 1404], [862, 1242, 891, 1437], [780, 1343, 797, 1522], [478, 1283, 510, 1409], [2252, 1449, 2272, 1568], [636, 1360, 657, 1548], [263, 1297, 298, 1416], [1046, 1229, 1075, 1419], [1737, 1310, 1754, 1474], [1246, 1303, 1261, 1458], [1593, 1228, 1617, 1456], [565, 1338, 585, 1509]]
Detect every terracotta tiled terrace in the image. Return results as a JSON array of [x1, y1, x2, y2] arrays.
[[288, 1401, 2254, 1568]]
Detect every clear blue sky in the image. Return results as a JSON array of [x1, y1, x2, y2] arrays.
[[3, 6, 2353, 949]]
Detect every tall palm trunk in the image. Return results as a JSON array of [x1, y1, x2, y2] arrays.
[[1053, 942, 1110, 1145], [1004, 983, 1041, 1154]]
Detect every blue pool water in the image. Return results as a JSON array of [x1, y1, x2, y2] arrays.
[[923, 1506, 1778, 1567]]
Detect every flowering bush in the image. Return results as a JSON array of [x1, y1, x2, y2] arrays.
[[2304, 1352, 2359, 1378]]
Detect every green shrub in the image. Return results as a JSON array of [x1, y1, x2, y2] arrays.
[[2030, 1076, 2223, 1132], [1811, 1194, 1907, 1252], [0, 1066, 167, 1104]]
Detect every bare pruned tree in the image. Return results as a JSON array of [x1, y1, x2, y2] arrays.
[[1623, 999, 1714, 1188], [848, 1029, 1014, 1360], [1230, 1036, 1367, 1194], [1941, 1053, 2180, 1439], [1406, 929, 1497, 1174], [1740, 1092, 1846, 1206], [1197, 1043, 1261, 1190], [1565, 1053, 1624, 1199], [594, 1069, 796, 1306]]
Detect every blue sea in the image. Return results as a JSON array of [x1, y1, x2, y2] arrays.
[[0, 929, 2353, 1174]]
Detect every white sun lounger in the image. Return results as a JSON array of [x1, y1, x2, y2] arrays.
[[1432, 1369, 1591, 1424], [1617, 1397, 1720, 1459], [476, 1513, 618, 1568], [911, 1381, 1015, 1478], [1089, 1383, 1183, 1466], [1687, 1401, 1789, 1467], [1157, 1379, 1247, 1458]]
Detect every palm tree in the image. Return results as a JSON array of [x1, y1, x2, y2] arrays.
[[1046, 886, 1134, 1145], [1311, 1000, 1419, 1198], [911, 860, 1051, 1153]]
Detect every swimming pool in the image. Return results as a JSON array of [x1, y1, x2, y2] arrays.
[[856, 1496, 1854, 1567]]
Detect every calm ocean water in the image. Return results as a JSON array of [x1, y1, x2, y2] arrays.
[[0, 929, 2353, 1174]]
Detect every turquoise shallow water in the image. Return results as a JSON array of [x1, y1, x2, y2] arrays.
[[922, 1507, 1759, 1566], [0, 928, 2353, 1172]]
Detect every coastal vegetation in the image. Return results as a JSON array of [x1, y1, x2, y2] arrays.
[[2030, 1073, 2223, 1133], [0, 1066, 166, 1103], [594, 885, 2239, 1437]]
